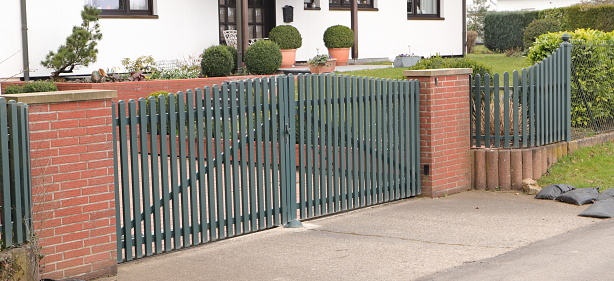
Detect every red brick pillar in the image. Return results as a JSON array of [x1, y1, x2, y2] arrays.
[[405, 69, 473, 197], [5, 89, 118, 280]]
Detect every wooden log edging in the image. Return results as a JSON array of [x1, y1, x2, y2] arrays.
[[471, 131, 614, 191]]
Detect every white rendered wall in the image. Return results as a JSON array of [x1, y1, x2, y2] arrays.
[[496, 0, 581, 11], [275, 0, 465, 62], [1, 0, 219, 79]]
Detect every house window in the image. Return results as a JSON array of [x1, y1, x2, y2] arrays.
[[91, 0, 155, 16], [329, 0, 374, 9], [407, 0, 441, 19]]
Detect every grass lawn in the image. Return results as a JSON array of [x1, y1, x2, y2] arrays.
[[338, 53, 532, 80], [538, 141, 614, 190]]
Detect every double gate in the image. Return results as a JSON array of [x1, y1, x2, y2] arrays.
[[113, 74, 421, 262]]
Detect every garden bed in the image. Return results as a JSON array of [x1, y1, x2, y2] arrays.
[[1, 75, 268, 102]]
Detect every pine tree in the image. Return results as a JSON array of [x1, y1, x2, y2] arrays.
[[41, 5, 102, 80]]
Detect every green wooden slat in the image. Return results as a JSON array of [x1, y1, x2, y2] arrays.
[[287, 74, 298, 223], [7, 101, 24, 245], [212, 87, 226, 239], [392, 80, 400, 199], [246, 80, 257, 231], [136, 99, 152, 256], [305, 75, 314, 218], [166, 94, 181, 249], [474, 75, 482, 148], [341, 76, 350, 210], [253, 80, 265, 229], [484, 74, 491, 148], [19, 103, 32, 243], [400, 81, 408, 197], [112, 102, 121, 261], [0, 98, 11, 248], [379, 79, 388, 201], [185, 91, 199, 244], [146, 97, 162, 254], [355, 76, 364, 206], [116, 101, 132, 260], [350, 76, 359, 208], [220, 85, 234, 237], [324, 75, 333, 213], [175, 92, 190, 247], [195, 89, 208, 244], [522, 69, 528, 148], [236, 82, 249, 233], [387, 80, 395, 200], [512, 71, 520, 148], [127, 101, 143, 258], [278, 76, 290, 224], [493, 74, 501, 147], [229, 83, 242, 234], [296, 74, 307, 219], [263, 78, 274, 226], [157, 95, 172, 251], [331, 75, 340, 212], [317, 75, 325, 215], [370, 78, 378, 204], [538, 63, 544, 146], [503, 73, 510, 148], [528, 66, 535, 147], [269, 78, 281, 225], [204, 87, 218, 240]]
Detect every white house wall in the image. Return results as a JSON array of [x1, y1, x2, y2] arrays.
[[496, 0, 581, 11], [1, 0, 219, 79], [275, 0, 465, 62]]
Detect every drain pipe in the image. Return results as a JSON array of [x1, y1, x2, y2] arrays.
[[20, 0, 31, 81]]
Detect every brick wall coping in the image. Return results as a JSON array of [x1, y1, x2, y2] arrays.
[[2, 89, 117, 104], [404, 68, 473, 77]]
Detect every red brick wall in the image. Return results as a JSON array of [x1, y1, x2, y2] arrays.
[[406, 70, 473, 197], [13, 91, 118, 280]]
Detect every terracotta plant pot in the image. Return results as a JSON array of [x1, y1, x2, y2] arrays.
[[309, 59, 337, 74], [327, 48, 350, 66], [280, 49, 297, 68]]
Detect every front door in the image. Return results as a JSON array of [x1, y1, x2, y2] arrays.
[[219, 0, 276, 44]]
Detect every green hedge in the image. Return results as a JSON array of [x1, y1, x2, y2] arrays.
[[540, 4, 614, 32], [3, 81, 58, 94], [484, 11, 539, 52], [528, 29, 614, 127], [408, 56, 493, 77]]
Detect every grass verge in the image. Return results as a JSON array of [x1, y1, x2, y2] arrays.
[[538, 141, 614, 190]]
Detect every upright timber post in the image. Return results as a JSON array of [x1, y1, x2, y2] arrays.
[[351, 0, 358, 60]]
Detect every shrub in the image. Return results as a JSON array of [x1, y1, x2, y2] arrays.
[[528, 29, 614, 126], [244, 40, 282, 75], [408, 56, 493, 77], [3, 81, 58, 94], [484, 11, 539, 52], [323, 25, 354, 48], [268, 25, 302, 49], [40, 5, 102, 80], [200, 45, 234, 77], [122, 56, 157, 73], [523, 19, 561, 49], [222, 44, 238, 73], [467, 31, 478, 53]]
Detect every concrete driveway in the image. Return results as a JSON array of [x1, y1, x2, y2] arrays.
[[96, 191, 604, 281]]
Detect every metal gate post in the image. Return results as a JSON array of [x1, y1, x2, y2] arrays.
[[561, 33, 572, 142], [283, 75, 302, 228]]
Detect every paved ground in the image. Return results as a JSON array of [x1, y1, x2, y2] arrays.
[[97, 191, 608, 281]]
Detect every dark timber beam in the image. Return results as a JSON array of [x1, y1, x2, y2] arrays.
[[351, 0, 358, 60]]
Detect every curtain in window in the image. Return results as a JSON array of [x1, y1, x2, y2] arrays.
[[91, 0, 120, 9], [418, 0, 437, 14], [130, 0, 148, 10]]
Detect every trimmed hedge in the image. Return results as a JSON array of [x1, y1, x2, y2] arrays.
[[484, 11, 539, 52], [201, 45, 234, 77], [523, 19, 561, 49], [3, 81, 58, 94], [540, 4, 614, 32], [244, 40, 282, 75]]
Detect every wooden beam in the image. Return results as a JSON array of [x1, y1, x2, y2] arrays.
[[241, 0, 249, 55], [351, 0, 358, 60]]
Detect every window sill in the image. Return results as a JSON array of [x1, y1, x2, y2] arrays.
[[100, 15, 159, 19], [407, 16, 445, 21], [329, 7, 379, 11], [304, 7, 321, 10]]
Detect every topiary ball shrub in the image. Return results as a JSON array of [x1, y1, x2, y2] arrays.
[[201, 45, 234, 77], [222, 44, 238, 73], [323, 25, 354, 48], [269, 25, 302, 50], [244, 40, 282, 75], [523, 19, 561, 49]]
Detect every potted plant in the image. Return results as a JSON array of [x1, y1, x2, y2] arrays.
[[308, 54, 336, 74], [393, 54, 421, 68], [269, 25, 303, 68], [323, 25, 354, 66]]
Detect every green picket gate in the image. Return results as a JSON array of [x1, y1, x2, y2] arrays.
[[112, 74, 421, 263]]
